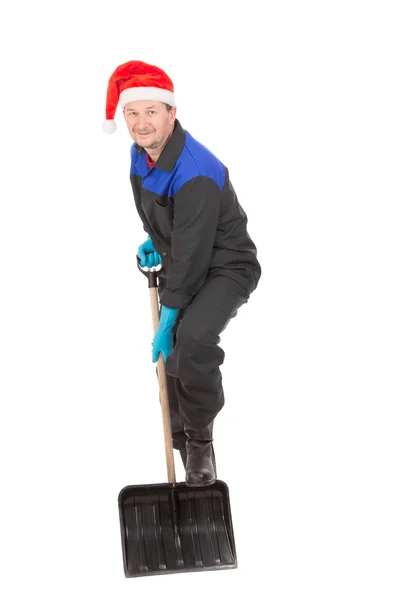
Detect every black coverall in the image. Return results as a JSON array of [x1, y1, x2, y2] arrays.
[[130, 120, 261, 449]]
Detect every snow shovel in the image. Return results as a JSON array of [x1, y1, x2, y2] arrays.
[[118, 259, 238, 578]]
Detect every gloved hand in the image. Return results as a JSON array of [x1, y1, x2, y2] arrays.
[[138, 235, 162, 268], [152, 305, 180, 363]]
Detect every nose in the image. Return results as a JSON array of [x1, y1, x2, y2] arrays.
[[135, 114, 150, 131]]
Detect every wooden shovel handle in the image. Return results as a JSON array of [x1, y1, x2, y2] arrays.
[[149, 286, 176, 484]]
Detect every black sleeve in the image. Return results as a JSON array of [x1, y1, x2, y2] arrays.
[[160, 176, 221, 309]]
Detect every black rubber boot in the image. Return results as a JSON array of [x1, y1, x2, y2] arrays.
[[184, 421, 217, 487]]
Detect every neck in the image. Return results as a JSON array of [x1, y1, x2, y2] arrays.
[[147, 149, 161, 162]]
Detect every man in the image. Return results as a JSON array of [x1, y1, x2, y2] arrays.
[[103, 60, 261, 487]]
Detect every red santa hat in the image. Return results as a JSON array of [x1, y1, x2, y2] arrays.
[[102, 60, 176, 133]]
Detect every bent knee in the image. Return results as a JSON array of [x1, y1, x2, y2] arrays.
[[176, 318, 219, 347]]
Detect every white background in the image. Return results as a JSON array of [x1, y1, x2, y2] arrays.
[[1, 1, 399, 598]]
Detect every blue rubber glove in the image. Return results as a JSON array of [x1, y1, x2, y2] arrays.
[[152, 305, 180, 363], [138, 235, 162, 268]]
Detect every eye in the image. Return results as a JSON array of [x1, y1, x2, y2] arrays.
[[149, 111, 156, 116]]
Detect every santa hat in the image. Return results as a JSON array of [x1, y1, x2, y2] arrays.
[[102, 60, 176, 133]]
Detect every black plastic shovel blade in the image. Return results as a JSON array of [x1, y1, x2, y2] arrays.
[[118, 479, 237, 577]]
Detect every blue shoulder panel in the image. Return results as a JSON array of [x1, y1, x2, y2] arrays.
[[170, 132, 226, 195]]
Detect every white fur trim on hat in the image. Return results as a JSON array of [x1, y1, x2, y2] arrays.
[[119, 87, 176, 108], [103, 120, 117, 134]]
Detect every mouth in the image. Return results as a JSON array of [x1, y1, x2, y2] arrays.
[[136, 131, 153, 137]]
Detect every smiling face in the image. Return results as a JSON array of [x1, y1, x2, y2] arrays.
[[123, 100, 176, 161]]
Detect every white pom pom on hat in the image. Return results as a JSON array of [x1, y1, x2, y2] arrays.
[[102, 60, 176, 134], [102, 119, 116, 134]]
